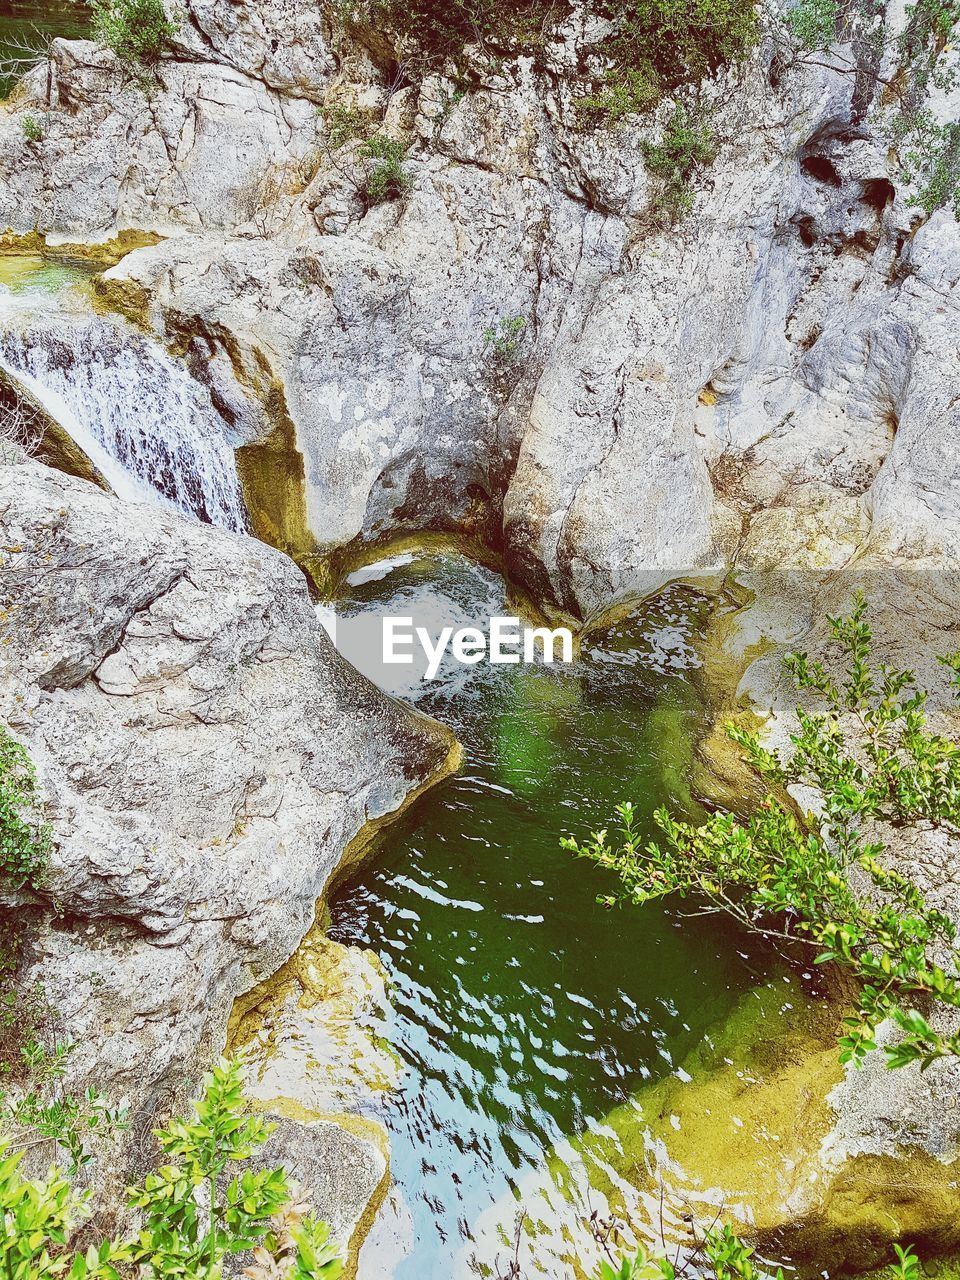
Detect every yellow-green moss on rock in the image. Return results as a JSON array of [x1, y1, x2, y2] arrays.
[[91, 272, 153, 330], [236, 409, 329, 589], [566, 973, 960, 1276], [0, 227, 162, 265], [243, 1094, 391, 1280]]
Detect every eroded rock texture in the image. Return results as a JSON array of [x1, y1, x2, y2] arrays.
[[3, 0, 960, 1262], [0, 456, 454, 1234], [2, 1, 959, 616]]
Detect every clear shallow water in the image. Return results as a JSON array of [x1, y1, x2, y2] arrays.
[[0, 254, 98, 295], [310, 555, 771, 1278]]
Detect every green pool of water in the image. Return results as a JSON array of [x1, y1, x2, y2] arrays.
[[0, 253, 98, 294], [0, 0, 89, 97], [302, 554, 774, 1277]]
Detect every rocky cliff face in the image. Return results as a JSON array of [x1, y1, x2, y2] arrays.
[[2, 0, 958, 618], [0, 455, 456, 1251], [3, 0, 960, 1267]]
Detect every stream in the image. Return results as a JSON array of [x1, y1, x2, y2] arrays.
[[0, 251, 801, 1278], [343, 563, 757, 1278], [247, 555, 786, 1279]]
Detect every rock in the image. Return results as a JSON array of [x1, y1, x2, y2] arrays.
[[681, 565, 960, 1265], [0, 457, 457, 1230], [469, 965, 960, 1277], [230, 928, 401, 1115], [252, 1112, 390, 1273], [0, 40, 321, 240], [0, 363, 107, 488], [4, 0, 960, 1262], [570, 978, 960, 1275], [6, 3, 954, 618], [172, 0, 337, 98]]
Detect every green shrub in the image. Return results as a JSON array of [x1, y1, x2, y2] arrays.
[[912, 120, 960, 217], [0, 920, 45, 1081], [341, 0, 755, 122], [580, 0, 758, 124], [483, 315, 526, 363], [0, 732, 128, 1172], [321, 102, 372, 150], [0, 725, 50, 891], [898, 0, 960, 88], [577, 66, 660, 123], [359, 135, 409, 205], [0, 916, 128, 1174], [565, 594, 960, 1072], [787, 0, 839, 50], [599, 1232, 920, 1279], [895, 109, 960, 219], [355, 0, 566, 64], [3, 1077, 127, 1177], [0, 1058, 342, 1280], [884, 1, 960, 218], [19, 114, 43, 144], [595, 1226, 787, 1280], [92, 0, 177, 70], [641, 104, 715, 221]]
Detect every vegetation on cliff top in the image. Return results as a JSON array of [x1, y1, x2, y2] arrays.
[[791, 0, 960, 218], [92, 0, 176, 71], [342, 0, 758, 116], [359, 0, 571, 61], [579, 0, 758, 121]]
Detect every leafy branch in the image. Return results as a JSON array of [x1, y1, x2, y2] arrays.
[[0, 1058, 342, 1280], [564, 594, 960, 1071]]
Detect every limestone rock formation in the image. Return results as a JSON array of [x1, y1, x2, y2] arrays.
[[2, 2, 958, 616], [3, 0, 960, 1263], [0, 455, 455, 1232]]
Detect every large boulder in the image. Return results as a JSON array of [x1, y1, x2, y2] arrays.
[[3, 0, 954, 618], [0, 457, 457, 1222]]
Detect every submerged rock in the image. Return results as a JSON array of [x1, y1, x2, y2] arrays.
[[252, 1111, 391, 1276], [230, 927, 402, 1115], [0, 456, 458, 1237], [571, 976, 960, 1275]]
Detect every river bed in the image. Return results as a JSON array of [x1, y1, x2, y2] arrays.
[[0, 247, 821, 1279], [239, 552, 794, 1278]]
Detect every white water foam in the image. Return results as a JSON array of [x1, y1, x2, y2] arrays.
[[0, 291, 247, 531]]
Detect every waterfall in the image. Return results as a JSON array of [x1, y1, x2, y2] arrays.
[[0, 291, 248, 532]]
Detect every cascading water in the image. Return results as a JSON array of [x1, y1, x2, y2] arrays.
[[0, 281, 247, 532]]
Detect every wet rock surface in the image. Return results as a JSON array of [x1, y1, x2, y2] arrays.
[[3, 0, 960, 1265]]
